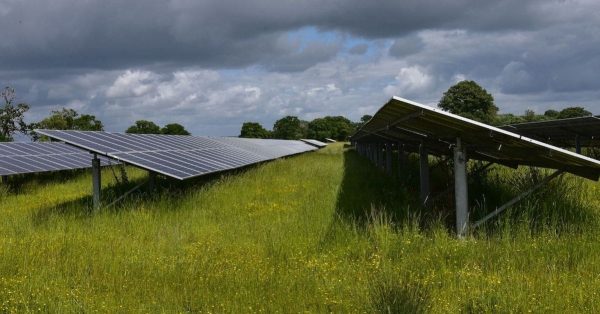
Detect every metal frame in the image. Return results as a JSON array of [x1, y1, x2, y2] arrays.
[[454, 138, 468, 237], [472, 170, 564, 228], [419, 143, 430, 205], [351, 97, 600, 238], [354, 137, 568, 237]]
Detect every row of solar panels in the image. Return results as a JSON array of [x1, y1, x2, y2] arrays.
[[501, 116, 600, 148], [0, 142, 115, 176], [1, 133, 326, 179], [351, 97, 600, 180]]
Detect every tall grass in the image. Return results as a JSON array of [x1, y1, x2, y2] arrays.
[[0, 143, 599, 312]]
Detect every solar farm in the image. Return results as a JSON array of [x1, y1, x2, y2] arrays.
[[1, 97, 600, 312]]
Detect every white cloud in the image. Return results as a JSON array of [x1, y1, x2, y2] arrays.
[[383, 66, 434, 97], [106, 70, 159, 98]]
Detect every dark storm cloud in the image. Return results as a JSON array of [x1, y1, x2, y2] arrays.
[[1, 0, 599, 137], [0, 0, 556, 71]]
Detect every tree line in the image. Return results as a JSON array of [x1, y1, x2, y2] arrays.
[[241, 81, 593, 141], [437, 80, 592, 126], [240, 115, 372, 141], [0, 87, 191, 142], [0, 83, 595, 143]]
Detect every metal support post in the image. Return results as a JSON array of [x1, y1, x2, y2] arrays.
[[379, 143, 385, 170], [92, 155, 101, 210], [375, 143, 380, 168], [375, 143, 380, 167], [397, 142, 405, 175], [148, 171, 157, 192], [419, 143, 430, 205], [385, 143, 392, 175], [371, 143, 377, 164], [454, 138, 469, 237]]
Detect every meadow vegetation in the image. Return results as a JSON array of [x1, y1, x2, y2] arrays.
[[1, 143, 599, 312]]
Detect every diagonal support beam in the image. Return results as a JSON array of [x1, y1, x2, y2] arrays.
[[472, 170, 564, 228]]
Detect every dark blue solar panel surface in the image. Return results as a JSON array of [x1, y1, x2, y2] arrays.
[[0, 142, 116, 176], [34, 130, 317, 180]]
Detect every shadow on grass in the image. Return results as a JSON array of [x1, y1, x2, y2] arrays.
[[333, 148, 597, 237], [333, 148, 456, 231], [29, 160, 274, 225], [1, 169, 89, 194]]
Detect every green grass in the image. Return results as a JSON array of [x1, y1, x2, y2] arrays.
[[1, 143, 599, 312]]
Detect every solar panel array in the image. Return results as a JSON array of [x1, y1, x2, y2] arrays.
[[0, 142, 116, 176], [34, 130, 317, 180], [501, 116, 600, 148], [352, 96, 600, 180], [300, 139, 328, 148]]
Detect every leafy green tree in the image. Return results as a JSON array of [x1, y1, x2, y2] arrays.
[[544, 109, 559, 118], [557, 107, 592, 119], [161, 123, 191, 135], [125, 120, 161, 134], [493, 113, 524, 126], [31, 108, 103, 141], [240, 122, 271, 138], [0, 87, 30, 142], [272, 116, 306, 140], [524, 109, 536, 122], [33, 108, 103, 131], [438, 80, 498, 124], [353, 114, 373, 130], [307, 116, 354, 141]]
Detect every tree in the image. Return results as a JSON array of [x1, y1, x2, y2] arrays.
[[272, 116, 306, 140], [31, 108, 103, 141], [0, 87, 30, 142], [125, 120, 161, 134], [33, 108, 103, 131], [557, 106, 592, 119], [240, 122, 270, 138], [524, 109, 536, 122], [161, 123, 191, 135], [353, 114, 373, 130], [544, 109, 559, 118], [307, 116, 354, 141], [438, 80, 498, 124]]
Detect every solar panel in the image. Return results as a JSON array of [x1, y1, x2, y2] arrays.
[[33, 130, 317, 180], [300, 139, 328, 148], [0, 142, 116, 176], [352, 97, 600, 180], [501, 116, 600, 148]]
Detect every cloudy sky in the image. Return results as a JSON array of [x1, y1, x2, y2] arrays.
[[1, 0, 599, 136]]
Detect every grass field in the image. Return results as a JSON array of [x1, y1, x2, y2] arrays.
[[1, 143, 599, 312]]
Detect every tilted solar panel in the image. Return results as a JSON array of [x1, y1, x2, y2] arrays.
[[33, 130, 317, 180], [352, 97, 600, 180], [0, 142, 116, 176], [300, 139, 328, 148]]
